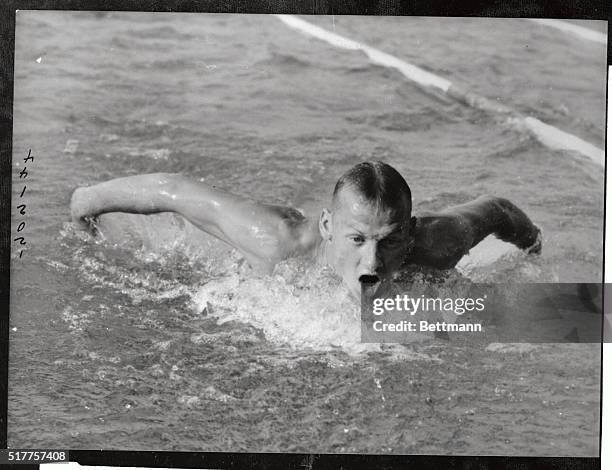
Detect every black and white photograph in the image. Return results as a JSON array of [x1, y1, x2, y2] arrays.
[[8, 11, 606, 457]]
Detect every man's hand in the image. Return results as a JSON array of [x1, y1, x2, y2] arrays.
[[524, 226, 542, 255], [70, 187, 97, 232]]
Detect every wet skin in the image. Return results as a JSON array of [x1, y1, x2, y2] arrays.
[[71, 173, 542, 300]]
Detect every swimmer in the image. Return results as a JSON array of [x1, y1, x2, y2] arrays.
[[70, 161, 542, 299]]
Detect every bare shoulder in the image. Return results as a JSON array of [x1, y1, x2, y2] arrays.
[[263, 204, 320, 256], [263, 204, 306, 223], [409, 213, 473, 269]]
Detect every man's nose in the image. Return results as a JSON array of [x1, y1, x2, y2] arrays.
[[361, 241, 382, 273]]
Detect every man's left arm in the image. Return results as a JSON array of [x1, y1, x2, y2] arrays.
[[411, 196, 541, 269]]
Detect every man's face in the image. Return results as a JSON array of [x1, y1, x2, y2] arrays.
[[320, 187, 411, 300]]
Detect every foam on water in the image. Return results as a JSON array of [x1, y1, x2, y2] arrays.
[[60, 216, 556, 357], [456, 235, 554, 282], [61, 218, 372, 353], [190, 261, 375, 354]]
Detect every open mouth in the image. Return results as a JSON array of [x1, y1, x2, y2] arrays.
[[359, 274, 381, 299]]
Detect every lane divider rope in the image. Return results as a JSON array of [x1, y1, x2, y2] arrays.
[[526, 18, 607, 45], [275, 14, 604, 167]]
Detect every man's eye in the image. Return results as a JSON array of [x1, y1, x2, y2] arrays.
[[349, 236, 364, 244]]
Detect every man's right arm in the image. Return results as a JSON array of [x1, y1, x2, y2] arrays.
[[70, 173, 309, 270]]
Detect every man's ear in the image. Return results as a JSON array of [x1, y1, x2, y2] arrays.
[[319, 208, 333, 241]]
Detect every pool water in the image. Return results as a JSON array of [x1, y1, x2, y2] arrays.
[[9, 12, 605, 454]]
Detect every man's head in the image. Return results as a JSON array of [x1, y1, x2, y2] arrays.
[[319, 161, 414, 299]]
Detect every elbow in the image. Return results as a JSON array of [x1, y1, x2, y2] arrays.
[[153, 173, 184, 210], [155, 172, 183, 187], [477, 195, 509, 210], [479, 195, 520, 223]]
